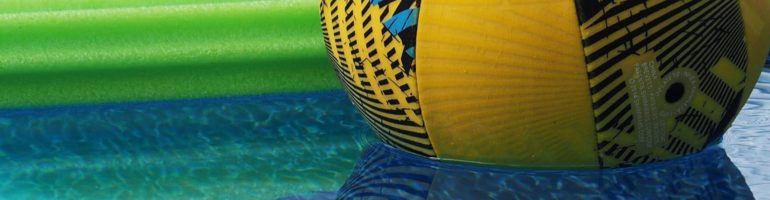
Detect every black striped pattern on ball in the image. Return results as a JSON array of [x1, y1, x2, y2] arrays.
[[320, 0, 434, 156], [576, 0, 749, 167]]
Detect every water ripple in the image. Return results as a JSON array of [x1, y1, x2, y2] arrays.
[[723, 68, 770, 198], [0, 92, 376, 200], [338, 143, 752, 199]]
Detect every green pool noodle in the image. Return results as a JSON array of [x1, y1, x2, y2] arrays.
[[0, 0, 338, 109]]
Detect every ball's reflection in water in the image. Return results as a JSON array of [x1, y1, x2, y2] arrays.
[[338, 143, 752, 199]]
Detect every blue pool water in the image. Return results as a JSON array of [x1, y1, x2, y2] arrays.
[[0, 93, 376, 199], [725, 65, 770, 198], [0, 66, 768, 199]]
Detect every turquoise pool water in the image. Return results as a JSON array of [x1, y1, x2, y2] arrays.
[[0, 93, 375, 199], [0, 65, 768, 199]]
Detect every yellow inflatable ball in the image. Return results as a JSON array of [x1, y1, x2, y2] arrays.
[[320, 0, 770, 169]]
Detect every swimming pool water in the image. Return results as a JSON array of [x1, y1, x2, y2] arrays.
[[725, 66, 770, 198], [0, 67, 768, 199], [338, 143, 751, 199], [0, 93, 376, 199]]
